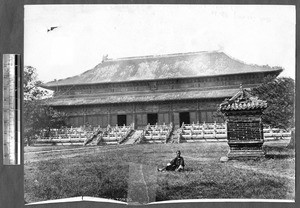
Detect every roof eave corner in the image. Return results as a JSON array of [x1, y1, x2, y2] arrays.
[[39, 83, 55, 90], [273, 67, 284, 76]]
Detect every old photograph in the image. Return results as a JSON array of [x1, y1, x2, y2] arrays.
[[24, 4, 295, 205]]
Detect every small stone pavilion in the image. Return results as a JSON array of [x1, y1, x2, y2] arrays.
[[219, 85, 268, 159]]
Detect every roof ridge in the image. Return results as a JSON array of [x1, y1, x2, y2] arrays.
[[105, 50, 218, 62]]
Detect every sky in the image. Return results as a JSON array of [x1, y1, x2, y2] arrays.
[[24, 5, 296, 83]]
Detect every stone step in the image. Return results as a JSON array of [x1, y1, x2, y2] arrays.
[[144, 140, 165, 144], [119, 130, 135, 144], [123, 130, 143, 145], [181, 138, 227, 143]]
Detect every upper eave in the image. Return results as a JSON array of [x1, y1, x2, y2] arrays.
[[41, 68, 283, 90]]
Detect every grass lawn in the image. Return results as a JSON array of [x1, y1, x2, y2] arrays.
[[24, 145, 87, 153], [24, 141, 295, 204]]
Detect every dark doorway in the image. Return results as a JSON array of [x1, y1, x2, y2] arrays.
[[179, 112, 190, 125], [147, 113, 158, 125], [117, 115, 127, 126]]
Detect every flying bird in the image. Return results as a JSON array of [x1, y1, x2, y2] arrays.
[[47, 26, 59, 32]]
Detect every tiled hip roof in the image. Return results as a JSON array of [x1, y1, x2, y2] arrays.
[[42, 51, 283, 88]]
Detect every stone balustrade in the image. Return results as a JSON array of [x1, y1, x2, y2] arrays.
[[178, 122, 227, 142], [141, 123, 173, 144], [177, 122, 291, 143], [100, 123, 134, 145], [34, 122, 291, 146]]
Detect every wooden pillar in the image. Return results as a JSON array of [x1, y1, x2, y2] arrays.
[[108, 106, 111, 126], [83, 106, 86, 125], [169, 102, 174, 124], [196, 101, 200, 123], [133, 103, 137, 129]]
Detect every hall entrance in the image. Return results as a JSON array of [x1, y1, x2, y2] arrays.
[[147, 113, 158, 125], [117, 115, 127, 126], [179, 112, 190, 126]]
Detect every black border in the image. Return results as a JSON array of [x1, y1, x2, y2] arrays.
[[0, 0, 298, 208]]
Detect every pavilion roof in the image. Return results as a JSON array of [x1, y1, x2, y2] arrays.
[[42, 51, 282, 89], [219, 86, 267, 111]]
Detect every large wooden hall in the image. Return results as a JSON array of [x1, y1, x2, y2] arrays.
[[42, 51, 282, 129]]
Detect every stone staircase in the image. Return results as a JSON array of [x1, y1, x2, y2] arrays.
[[119, 130, 135, 144], [166, 132, 179, 143], [123, 130, 143, 145], [84, 129, 103, 146]]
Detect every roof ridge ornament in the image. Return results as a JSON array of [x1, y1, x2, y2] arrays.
[[102, 54, 109, 63], [219, 85, 267, 112], [239, 84, 245, 100]]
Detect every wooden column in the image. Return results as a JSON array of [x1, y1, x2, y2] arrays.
[[196, 101, 200, 123], [169, 102, 174, 125], [83, 106, 86, 125], [132, 103, 137, 129], [108, 106, 111, 125]]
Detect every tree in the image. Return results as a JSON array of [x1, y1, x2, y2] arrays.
[[24, 66, 68, 145], [24, 66, 48, 101], [251, 75, 295, 148]]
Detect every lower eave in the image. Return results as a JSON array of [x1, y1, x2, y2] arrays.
[[45, 88, 240, 106]]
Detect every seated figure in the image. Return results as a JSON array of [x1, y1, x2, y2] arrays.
[[158, 150, 185, 172]]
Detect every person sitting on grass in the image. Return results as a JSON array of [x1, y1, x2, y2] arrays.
[[158, 150, 185, 172]]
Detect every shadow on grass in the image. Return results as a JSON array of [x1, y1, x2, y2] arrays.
[[156, 175, 290, 201], [26, 159, 129, 203], [183, 167, 194, 172], [159, 167, 194, 172], [264, 145, 295, 159], [265, 154, 293, 159]]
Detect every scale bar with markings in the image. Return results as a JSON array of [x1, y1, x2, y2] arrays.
[[3, 54, 21, 165]]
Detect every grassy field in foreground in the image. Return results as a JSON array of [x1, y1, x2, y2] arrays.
[[24, 145, 87, 153], [24, 141, 295, 204]]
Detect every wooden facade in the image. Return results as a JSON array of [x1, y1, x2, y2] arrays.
[[42, 51, 282, 128], [55, 99, 224, 128]]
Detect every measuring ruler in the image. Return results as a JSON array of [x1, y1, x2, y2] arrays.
[[3, 54, 21, 165]]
